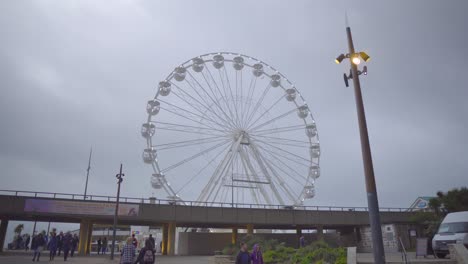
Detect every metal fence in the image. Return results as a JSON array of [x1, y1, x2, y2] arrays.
[[0, 189, 412, 212]]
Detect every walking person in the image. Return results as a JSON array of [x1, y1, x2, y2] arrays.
[[57, 232, 64, 256], [25, 234, 30, 251], [102, 237, 108, 255], [131, 234, 138, 249], [299, 236, 305, 248], [70, 234, 79, 257], [48, 232, 58, 261], [62, 232, 73, 261], [31, 233, 46, 262], [251, 244, 264, 264], [235, 242, 251, 264], [148, 234, 155, 249], [120, 237, 136, 264], [134, 239, 155, 264], [97, 237, 102, 255]]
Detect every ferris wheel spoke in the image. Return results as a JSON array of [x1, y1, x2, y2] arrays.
[[215, 67, 238, 128], [183, 76, 237, 129], [251, 134, 310, 144], [155, 126, 225, 137], [155, 137, 228, 151], [251, 124, 305, 135], [250, 136, 309, 148], [261, 154, 305, 185], [238, 150, 261, 205], [159, 106, 222, 132], [246, 93, 286, 130], [154, 121, 226, 135], [171, 80, 225, 124], [238, 146, 272, 205], [159, 100, 229, 131], [244, 83, 272, 128], [260, 147, 308, 181], [203, 67, 237, 127], [253, 138, 311, 163], [198, 134, 243, 203], [161, 140, 230, 173], [259, 153, 298, 204], [170, 87, 230, 129], [248, 143, 285, 205], [248, 108, 297, 132], [222, 66, 241, 127], [186, 71, 238, 129], [175, 142, 232, 194], [253, 124, 304, 133], [170, 87, 210, 118], [255, 143, 310, 168], [240, 75, 257, 128]]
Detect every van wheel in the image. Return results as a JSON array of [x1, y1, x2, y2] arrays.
[[436, 253, 446, 258]]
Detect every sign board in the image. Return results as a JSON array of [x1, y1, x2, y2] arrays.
[[416, 238, 428, 257], [410, 230, 417, 237], [24, 198, 139, 217]]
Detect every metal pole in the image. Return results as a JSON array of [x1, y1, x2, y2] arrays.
[[32, 220, 37, 236], [346, 26, 386, 264], [110, 164, 124, 260], [84, 148, 93, 200]]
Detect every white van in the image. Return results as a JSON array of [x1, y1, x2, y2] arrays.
[[432, 211, 468, 258]]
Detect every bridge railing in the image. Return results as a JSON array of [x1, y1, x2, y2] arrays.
[[0, 190, 411, 212]]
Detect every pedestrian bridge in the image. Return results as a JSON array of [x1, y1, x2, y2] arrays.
[[0, 190, 421, 255]]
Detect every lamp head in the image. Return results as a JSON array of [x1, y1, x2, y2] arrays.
[[335, 54, 346, 64], [351, 56, 361, 65], [360, 52, 370, 62]]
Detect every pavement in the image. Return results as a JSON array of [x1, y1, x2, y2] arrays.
[[357, 252, 456, 263], [0, 253, 214, 264]]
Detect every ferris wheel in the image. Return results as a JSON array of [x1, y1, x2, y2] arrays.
[[142, 52, 320, 206]]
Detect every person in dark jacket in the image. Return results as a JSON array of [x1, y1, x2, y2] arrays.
[[25, 235, 30, 251], [32, 233, 46, 262], [70, 234, 79, 257], [102, 237, 108, 254], [62, 232, 73, 261], [148, 234, 155, 249], [134, 239, 155, 264], [57, 232, 64, 256], [235, 242, 251, 264], [48, 232, 58, 260], [97, 238, 102, 255]]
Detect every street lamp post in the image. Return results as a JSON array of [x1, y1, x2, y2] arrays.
[[110, 164, 124, 260], [336, 26, 386, 264]]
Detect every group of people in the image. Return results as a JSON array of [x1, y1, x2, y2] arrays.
[[96, 237, 108, 254], [120, 234, 156, 264], [31, 231, 79, 262], [235, 242, 264, 264]]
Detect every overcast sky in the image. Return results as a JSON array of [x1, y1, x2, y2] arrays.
[[1, 0, 467, 212]]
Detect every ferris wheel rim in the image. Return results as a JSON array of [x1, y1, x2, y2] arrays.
[[144, 52, 320, 205]]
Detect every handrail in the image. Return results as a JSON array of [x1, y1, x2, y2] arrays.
[[0, 189, 413, 212], [399, 236, 409, 264]]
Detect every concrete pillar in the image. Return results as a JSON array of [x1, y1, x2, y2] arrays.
[[0, 220, 8, 253], [162, 224, 168, 255], [317, 225, 324, 240], [231, 228, 238, 245], [247, 224, 254, 235], [167, 222, 176, 256], [78, 220, 93, 255]]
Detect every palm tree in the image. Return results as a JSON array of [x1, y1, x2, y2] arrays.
[[14, 224, 24, 236]]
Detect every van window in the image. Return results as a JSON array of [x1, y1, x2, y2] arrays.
[[438, 222, 468, 234]]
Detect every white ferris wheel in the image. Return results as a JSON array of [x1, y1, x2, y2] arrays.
[[142, 52, 320, 206]]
